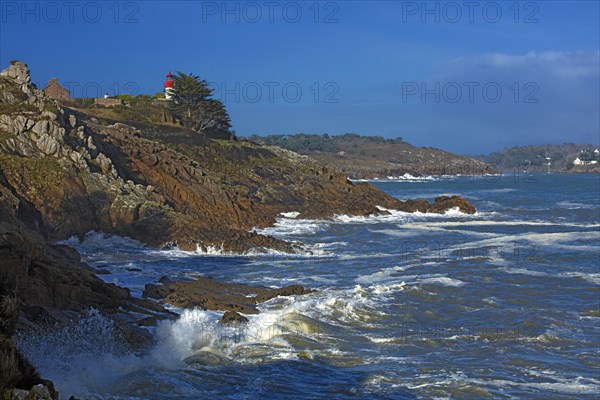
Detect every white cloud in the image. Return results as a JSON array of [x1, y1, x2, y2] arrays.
[[451, 50, 599, 79]]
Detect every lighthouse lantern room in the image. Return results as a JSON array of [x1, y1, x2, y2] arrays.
[[164, 72, 174, 100]]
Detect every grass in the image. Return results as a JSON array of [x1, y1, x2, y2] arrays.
[[0, 154, 65, 205], [43, 103, 59, 115], [0, 103, 38, 114]]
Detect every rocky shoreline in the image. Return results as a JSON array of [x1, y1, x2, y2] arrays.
[[0, 60, 478, 399]]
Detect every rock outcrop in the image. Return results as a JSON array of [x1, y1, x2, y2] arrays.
[[219, 311, 249, 325], [0, 60, 476, 254], [143, 277, 314, 315], [0, 59, 477, 399]]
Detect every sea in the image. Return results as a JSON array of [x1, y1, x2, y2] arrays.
[[16, 173, 600, 399]]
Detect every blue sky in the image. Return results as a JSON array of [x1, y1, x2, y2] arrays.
[[1, 0, 598, 154]]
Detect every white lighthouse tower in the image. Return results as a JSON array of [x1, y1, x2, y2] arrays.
[[164, 72, 174, 100]]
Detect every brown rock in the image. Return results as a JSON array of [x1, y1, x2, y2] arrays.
[[254, 285, 315, 303], [428, 195, 477, 214], [219, 311, 249, 325], [143, 277, 314, 315], [401, 199, 430, 213]]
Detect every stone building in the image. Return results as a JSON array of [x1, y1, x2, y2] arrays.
[[43, 78, 69, 100]]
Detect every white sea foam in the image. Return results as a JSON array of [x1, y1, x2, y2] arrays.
[[559, 271, 600, 285], [556, 200, 598, 209], [400, 220, 600, 229], [418, 276, 466, 287], [18, 291, 362, 397], [350, 173, 438, 183], [280, 211, 301, 218], [16, 309, 144, 398], [252, 205, 478, 240], [355, 265, 414, 284], [384, 173, 437, 181], [253, 217, 329, 237], [60, 231, 146, 250], [397, 371, 600, 395], [497, 267, 549, 277], [434, 230, 599, 260], [367, 336, 397, 344], [356, 266, 466, 291]]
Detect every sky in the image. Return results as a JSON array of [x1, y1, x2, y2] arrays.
[[1, 0, 598, 154]]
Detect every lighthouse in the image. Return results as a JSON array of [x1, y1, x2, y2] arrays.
[[164, 72, 174, 100]]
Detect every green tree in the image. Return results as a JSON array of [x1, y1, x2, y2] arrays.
[[168, 72, 231, 132]]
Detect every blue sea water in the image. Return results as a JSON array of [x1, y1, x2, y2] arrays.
[[18, 174, 600, 399]]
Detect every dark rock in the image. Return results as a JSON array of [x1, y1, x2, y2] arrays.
[[429, 195, 477, 214], [254, 285, 315, 303], [219, 311, 249, 325], [0, 337, 44, 396], [142, 283, 170, 300], [143, 277, 314, 314], [402, 199, 430, 213], [94, 268, 112, 275], [158, 275, 172, 285], [136, 315, 165, 327], [0, 180, 169, 352], [0, 295, 19, 336]]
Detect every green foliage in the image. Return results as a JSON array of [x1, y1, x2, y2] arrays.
[[0, 154, 64, 189], [116, 94, 134, 102], [63, 98, 94, 108], [0, 103, 38, 114], [249, 134, 340, 153], [249, 133, 406, 154], [168, 72, 231, 133], [482, 143, 599, 171], [43, 103, 59, 115]]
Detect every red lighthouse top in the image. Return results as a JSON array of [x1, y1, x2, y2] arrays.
[[165, 72, 173, 88]]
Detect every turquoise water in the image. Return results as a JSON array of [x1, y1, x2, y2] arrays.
[[19, 174, 600, 399]]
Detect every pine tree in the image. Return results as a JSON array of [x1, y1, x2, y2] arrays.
[[168, 72, 231, 133]]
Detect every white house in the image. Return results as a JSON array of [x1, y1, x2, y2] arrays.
[[573, 153, 598, 166]]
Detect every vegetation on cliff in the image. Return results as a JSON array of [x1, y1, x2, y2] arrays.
[[0, 61, 476, 254], [476, 143, 600, 173], [0, 60, 478, 398], [167, 72, 231, 132], [250, 133, 497, 179]]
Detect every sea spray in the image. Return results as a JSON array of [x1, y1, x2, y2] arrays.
[[15, 309, 142, 398]]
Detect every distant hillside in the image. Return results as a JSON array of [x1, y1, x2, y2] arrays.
[[478, 144, 600, 173], [247, 133, 496, 179]]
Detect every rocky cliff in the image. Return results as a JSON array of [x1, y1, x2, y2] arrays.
[[0, 60, 478, 398], [0, 61, 476, 254]]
